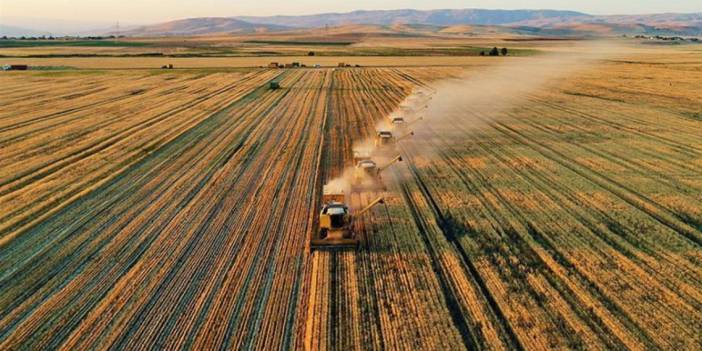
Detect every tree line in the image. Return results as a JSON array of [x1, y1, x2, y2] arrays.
[[480, 47, 509, 56]]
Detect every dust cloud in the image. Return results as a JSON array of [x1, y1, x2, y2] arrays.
[[398, 40, 625, 154], [324, 41, 625, 194]]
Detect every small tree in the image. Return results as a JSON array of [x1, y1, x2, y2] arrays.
[[308, 51, 315, 56], [479, 51, 485, 56], [501, 47, 508, 56], [489, 47, 499, 56]]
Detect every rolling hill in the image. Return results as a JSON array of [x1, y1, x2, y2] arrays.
[[0, 24, 50, 37], [119, 17, 290, 37], [237, 9, 589, 28], [112, 9, 702, 37]]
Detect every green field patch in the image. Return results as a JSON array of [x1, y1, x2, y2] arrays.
[[562, 90, 626, 103], [243, 40, 353, 46], [29, 65, 77, 71], [0, 40, 151, 48], [681, 112, 702, 121], [28, 69, 108, 77], [317, 46, 538, 57]]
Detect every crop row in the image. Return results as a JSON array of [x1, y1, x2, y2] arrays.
[[390, 60, 702, 349]]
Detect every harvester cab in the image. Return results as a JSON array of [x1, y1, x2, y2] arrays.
[[391, 117, 406, 126], [311, 186, 385, 250]]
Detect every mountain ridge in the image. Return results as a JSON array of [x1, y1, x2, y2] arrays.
[[7, 8, 701, 37], [236, 9, 591, 28], [118, 17, 290, 37]]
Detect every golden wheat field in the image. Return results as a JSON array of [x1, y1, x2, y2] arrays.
[[1, 43, 701, 350]]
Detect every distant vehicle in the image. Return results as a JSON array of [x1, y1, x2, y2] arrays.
[[3, 64, 28, 71]]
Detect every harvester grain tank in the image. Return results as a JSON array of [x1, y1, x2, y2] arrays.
[[311, 186, 385, 250], [353, 150, 372, 164]]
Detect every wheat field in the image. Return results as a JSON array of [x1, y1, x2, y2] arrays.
[[1, 46, 701, 349]]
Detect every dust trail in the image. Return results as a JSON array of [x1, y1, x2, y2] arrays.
[[398, 40, 624, 158], [325, 41, 623, 193]]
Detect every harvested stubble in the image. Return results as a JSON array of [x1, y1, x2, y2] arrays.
[[1, 56, 701, 350], [390, 58, 702, 350], [305, 57, 701, 350], [0, 67, 460, 349]]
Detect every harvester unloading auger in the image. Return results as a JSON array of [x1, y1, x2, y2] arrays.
[[310, 185, 385, 250]]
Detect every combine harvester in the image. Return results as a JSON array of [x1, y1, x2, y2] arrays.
[[310, 185, 385, 250], [375, 130, 414, 150], [389, 116, 423, 130], [309, 115, 415, 251], [390, 116, 406, 126], [351, 155, 403, 191]]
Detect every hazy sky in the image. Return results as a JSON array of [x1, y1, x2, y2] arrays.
[[2, 0, 701, 24]]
